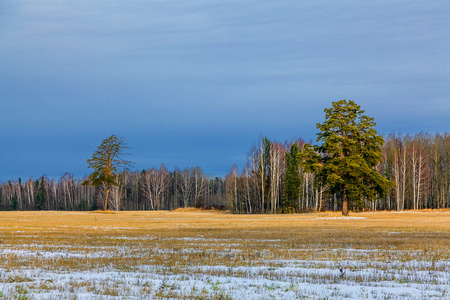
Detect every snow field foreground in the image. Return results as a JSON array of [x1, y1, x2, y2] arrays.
[[0, 210, 449, 299], [0, 243, 449, 299]]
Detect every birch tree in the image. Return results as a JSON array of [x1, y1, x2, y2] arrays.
[[180, 168, 192, 208]]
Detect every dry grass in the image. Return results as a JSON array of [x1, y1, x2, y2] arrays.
[[170, 207, 229, 213], [1, 210, 449, 234], [0, 210, 449, 252], [90, 210, 117, 214], [0, 210, 449, 299]]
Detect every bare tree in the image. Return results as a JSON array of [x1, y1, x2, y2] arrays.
[[226, 165, 239, 212], [242, 165, 253, 214], [180, 168, 192, 208], [192, 167, 207, 207]]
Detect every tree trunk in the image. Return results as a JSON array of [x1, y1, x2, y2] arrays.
[[342, 190, 349, 216], [334, 194, 337, 212], [104, 186, 110, 211]]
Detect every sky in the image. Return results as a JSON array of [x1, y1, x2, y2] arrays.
[[1, 0, 449, 182]]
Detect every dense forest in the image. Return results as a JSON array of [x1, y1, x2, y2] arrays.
[[0, 167, 226, 212], [1, 132, 449, 213], [226, 133, 450, 213]]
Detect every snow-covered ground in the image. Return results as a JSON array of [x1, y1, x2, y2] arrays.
[[1, 239, 449, 299]]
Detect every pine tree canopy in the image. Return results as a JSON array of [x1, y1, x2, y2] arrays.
[[282, 142, 301, 211], [36, 177, 47, 210], [304, 100, 393, 215], [84, 134, 133, 210]]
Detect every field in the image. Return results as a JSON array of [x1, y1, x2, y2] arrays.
[[0, 210, 449, 299]]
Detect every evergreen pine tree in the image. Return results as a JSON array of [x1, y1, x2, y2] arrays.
[[282, 143, 301, 212], [35, 177, 47, 210], [84, 135, 133, 211], [304, 100, 394, 215]]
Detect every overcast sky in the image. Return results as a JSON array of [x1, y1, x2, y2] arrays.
[[1, 0, 449, 181]]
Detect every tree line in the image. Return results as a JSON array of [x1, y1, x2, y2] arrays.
[[225, 132, 450, 213], [0, 168, 227, 211], [1, 132, 448, 213], [1, 99, 449, 213], [225, 101, 449, 214]]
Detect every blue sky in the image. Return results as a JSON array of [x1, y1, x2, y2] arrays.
[[1, 0, 449, 181]]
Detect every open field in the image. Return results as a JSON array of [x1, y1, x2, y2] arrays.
[[0, 210, 449, 299]]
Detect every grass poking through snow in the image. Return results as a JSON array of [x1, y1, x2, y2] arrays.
[[0, 210, 449, 299]]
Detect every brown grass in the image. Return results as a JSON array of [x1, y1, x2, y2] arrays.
[[0, 210, 448, 298], [170, 207, 229, 213], [170, 207, 205, 213], [1, 210, 449, 249], [90, 209, 117, 214]]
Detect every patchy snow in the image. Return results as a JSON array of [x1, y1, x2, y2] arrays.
[[0, 240, 448, 299]]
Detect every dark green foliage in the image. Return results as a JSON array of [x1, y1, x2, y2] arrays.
[[261, 137, 272, 212], [305, 100, 394, 215], [77, 200, 89, 211], [10, 198, 18, 211], [90, 199, 98, 211], [35, 177, 47, 210], [282, 142, 301, 210]]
